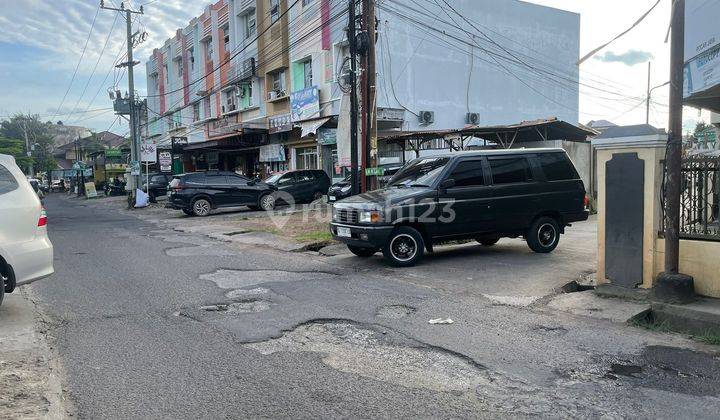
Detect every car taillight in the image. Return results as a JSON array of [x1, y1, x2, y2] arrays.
[[38, 207, 47, 227], [583, 195, 590, 208]]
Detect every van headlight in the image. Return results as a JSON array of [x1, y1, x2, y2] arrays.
[[359, 210, 384, 223], [340, 185, 351, 193]]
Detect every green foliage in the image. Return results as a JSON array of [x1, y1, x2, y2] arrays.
[[0, 113, 56, 174], [0, 136, 33, 168]]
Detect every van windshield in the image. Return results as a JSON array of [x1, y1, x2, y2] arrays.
[[387, 157, 450, 187]]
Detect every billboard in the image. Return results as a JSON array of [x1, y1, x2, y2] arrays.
[[684, 0, 720, 99], [290, 86, 320, 122]]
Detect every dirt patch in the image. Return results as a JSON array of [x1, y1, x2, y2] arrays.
[[222, 208, 333, 243]]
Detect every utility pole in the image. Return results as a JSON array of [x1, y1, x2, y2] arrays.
[[101, 0, 143, 202], [347, 0, 360, 195], [21, 118, 34, 176], [361, 0, 377, 192], [654, 0, 695, 303], [645, 61, 651, 125]]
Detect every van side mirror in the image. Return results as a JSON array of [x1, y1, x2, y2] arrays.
[[439, 178, 455, 191]]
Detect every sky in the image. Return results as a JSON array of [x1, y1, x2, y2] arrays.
[[0, 0, 709, 135]]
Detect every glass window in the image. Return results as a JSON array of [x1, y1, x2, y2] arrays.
[[150, 175, 166, 183], [205, 38, 213, 61], [270, 0, 280, 22], [226, 175, 248, 185], [489, 158, 532, 184], [303, 60, 312, 88], [388, 157, 450, 187], [278, 173, 295, 185], [193, 102, 201, 121], [244, 13, 256, 39], [297, 171, 314, 182], [222, 26, 230, 52], [296, 147, 318, 170], [0, 163, 19, 195], [449, 160, 485, 187], [271, 70, 286, 96], [188, 47, 195, 71], [184, 173, 206, 184], [536, 153, 578, 181]]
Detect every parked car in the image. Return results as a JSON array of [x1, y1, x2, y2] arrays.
[[141, 172, 172, 201], [166, 171, 277, 216], [330, 148, 588, 266], [328, 164, 404, 203], [0, 154, 54, 307], [263, 170, 331, 204]]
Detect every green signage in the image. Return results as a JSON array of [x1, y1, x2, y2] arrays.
[[365, 167, 385, 176], [105, 148, 122, 157]]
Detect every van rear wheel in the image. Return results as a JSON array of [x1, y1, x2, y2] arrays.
[[382, 226, 425, 267], [527, 216, 560, 253]]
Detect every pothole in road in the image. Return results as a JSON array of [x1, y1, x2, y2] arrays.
[[376, 304, 416, 319], [244, 321, 489, 394], [200, 300, 271, 314], [200, 269, 337, 289], [165, 246, 236, 257], [225, 287, 270, 300]]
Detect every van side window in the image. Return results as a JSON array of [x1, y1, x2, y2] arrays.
[[448, 160, 485, 187], [536, 153, 579, 181], [489, 158, 532, 184], [0, 164, 19, 195]]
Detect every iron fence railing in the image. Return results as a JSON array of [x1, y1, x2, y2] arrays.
[[676, 155, 720, 241]]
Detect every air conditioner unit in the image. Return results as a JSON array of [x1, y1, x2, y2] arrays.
[[418, 110, 434, 125], [466, 112, 480, 125]]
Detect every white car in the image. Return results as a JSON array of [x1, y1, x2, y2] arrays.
[[0, 154, 54, 307]]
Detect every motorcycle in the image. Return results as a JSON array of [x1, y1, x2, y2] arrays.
[[104, 183, 126, 196]]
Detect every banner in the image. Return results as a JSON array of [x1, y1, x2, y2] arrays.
[[159, 151, 172, 172], [684, 44, 720, 98], [259, 144, 286, 162], [290, 86, 320, 122]]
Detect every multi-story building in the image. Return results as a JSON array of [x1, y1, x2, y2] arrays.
[[145, 0, 580, 181]]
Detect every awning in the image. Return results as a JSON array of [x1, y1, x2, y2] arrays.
[[297, 117, 331, 138]]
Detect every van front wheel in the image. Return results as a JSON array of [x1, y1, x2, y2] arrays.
[[527, 216, 560, 253], [382, 226, 425, 267]]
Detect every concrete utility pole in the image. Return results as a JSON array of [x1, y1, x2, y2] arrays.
[[20, 118, 34, 176], [361, 0, 377, 192], [646, 61, 652, 125], [655, 0, 695, 303], [347, 0, 360, 195], [100, 0, 143, 202]]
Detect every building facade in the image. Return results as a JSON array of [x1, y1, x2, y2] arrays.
[[144, 0, 580, 181]]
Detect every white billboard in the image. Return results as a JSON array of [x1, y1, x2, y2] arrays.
[[684, 0, 720, 99]]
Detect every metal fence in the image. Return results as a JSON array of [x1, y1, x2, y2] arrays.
[[678, 155, 720, 240]]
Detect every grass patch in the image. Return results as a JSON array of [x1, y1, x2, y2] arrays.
[[694, 330, 720, 346], [295, 230, 332, 243], [630, 317, 674, 333]]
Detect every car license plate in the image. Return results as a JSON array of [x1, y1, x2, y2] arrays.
[[337, 227, 351, 237], [329, 196, 336, 201]]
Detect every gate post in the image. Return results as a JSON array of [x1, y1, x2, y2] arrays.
[[592, 129, 668, 289]]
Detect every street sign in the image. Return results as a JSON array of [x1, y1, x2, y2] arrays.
[[365, 167, 385, 176], [140, 142, 157, 162], [159, 151, 172, 172]]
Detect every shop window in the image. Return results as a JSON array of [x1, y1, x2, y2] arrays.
[[270, 0, 280, 22], [296, 146, 318, 170]]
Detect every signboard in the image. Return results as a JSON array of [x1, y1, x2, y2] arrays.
[[684, 45, 720, 98], [290, 86, 320, 122], [105, 148, 122, 158], [377, 107, 405, 122], [105, 163, 128, 171], [365, 167, 385, 176], [84, 182, 98, 198], [685, 0, 720, 61], [268, 113, 293, 134], [130, 160, 140, 176], [72, 161, 87, 170], [259, 144, 286, 162], [317, 128, 337, 145], [158, 151, 172, 172], [140, 142, 157, 162]]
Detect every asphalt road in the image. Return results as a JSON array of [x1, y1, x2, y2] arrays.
[[27, 194, 720, 418]]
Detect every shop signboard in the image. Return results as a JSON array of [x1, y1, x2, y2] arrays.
[[105, 148, 122, 158], [268, 113, 293, 134], [84, 182, 98, 198], [317, 128, 337, 145], [684, 0, 720, 99], [105, 163, 128, 171], [159, 151, 172, 172], [365, 167, 385, 176], [290, 86, 320, 122], [259, 144, 286, 162], [140, 142, 157, 163]]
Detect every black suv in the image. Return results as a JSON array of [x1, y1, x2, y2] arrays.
[[330, 149, 588, 266], [166, 171, 277, 216], [141, 173, 171, 202], [263, 169, 331, 204]]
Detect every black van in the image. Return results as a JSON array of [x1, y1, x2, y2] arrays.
[[329, 149, 588, 266]]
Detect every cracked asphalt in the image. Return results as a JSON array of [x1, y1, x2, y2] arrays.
[[21, 195, 720, 418]]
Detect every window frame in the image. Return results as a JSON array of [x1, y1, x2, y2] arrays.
[[446, 158, 487, 188]]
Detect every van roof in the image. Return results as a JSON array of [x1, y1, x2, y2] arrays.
[[423, 148, 566, 159]]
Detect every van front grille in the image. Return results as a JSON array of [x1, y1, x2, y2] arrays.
[[337, 209, 359, 223]]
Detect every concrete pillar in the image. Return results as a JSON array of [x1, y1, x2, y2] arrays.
[[592, 133, 667, 289]]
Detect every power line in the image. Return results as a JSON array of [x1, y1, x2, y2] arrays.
[[64, 10, 121, 122], [49, 5, 101, 123]]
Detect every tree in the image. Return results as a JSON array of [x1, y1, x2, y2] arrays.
[[0, 136, 33, 168], [0, 114, 56, 174]]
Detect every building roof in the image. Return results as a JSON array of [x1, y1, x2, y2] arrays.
[[96, 131, 126, 148], [380, 118, 597, 147], [594, 124, 666, 139], [586, 119, 618, 129]]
